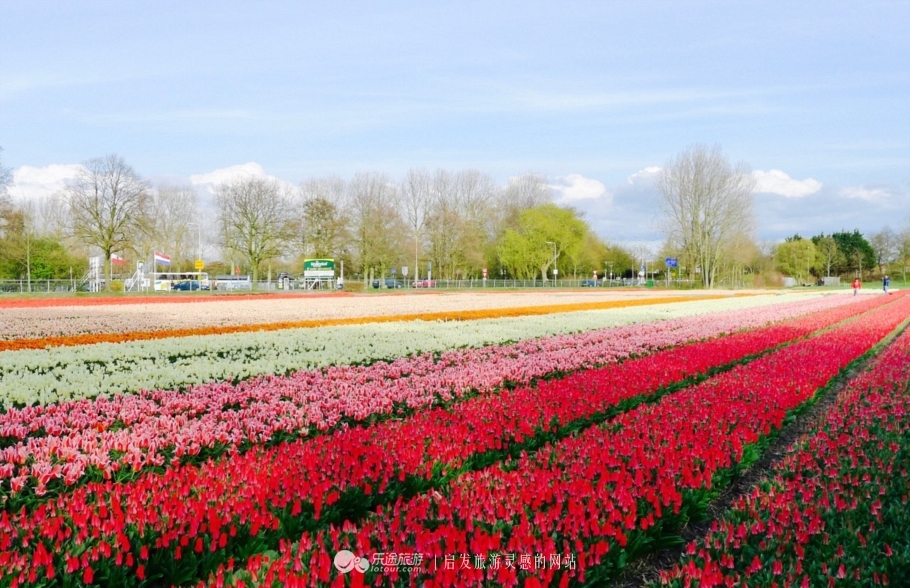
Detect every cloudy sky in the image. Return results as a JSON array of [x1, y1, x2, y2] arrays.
[[1, 1, 908, 249]]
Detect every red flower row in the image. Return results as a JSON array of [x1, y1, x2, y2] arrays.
[[657, 322, 910, 588], [0, 297, 887, 586], [204, 295, 910, 587]]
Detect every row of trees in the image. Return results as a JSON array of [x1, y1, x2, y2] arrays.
[[0, 151, 637, 287], [776, 229, 910, 284], [213, 169, 634, 283], [654, 144, 910, 287], [2, 146, 906, 289]]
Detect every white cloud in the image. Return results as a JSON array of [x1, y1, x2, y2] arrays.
[[548, 173, 610, 203], [8, 164, 84, 201], [752, 169, 822, 198], [189, 162, 295, 194], [626, 166, 661, 185], [189, 162, 267, 187], [838, 186, 890, 202]]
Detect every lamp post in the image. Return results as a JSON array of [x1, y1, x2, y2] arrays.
[[606, 261, 614, 286]]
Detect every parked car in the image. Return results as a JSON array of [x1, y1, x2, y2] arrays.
[[412, 279, 436, 288], [384, 278, 403, 289], [580, 279, 597, 287], [372, 280, 381, 289], [172, 280, 204, 291]]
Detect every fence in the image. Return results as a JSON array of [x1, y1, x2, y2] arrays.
[[0, 277, 708, 294]]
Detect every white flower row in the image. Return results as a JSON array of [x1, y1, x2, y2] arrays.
[[0, 293, 842, 408]]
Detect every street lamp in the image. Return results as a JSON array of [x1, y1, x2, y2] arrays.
[[606, 261, 614, 286], [545, 241, 557, 284]]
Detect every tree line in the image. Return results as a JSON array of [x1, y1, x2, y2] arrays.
[[0, 151, 636, 287], [1, 146, 907, 289]]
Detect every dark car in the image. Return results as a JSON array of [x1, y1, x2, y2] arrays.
[[384, 279, 403, 289], [172, 280, 202, 291]]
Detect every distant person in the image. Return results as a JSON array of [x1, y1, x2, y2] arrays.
[[852, 277, 861, 296], [883, 274, 891, 294]]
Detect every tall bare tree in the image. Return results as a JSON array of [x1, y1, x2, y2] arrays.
[[869, 227, 899, 273], [215, 177, 294, 285], [0, 147, 11, 204], [139, 185, 201, 269], [0, 147, 13, 240], [66, 154, 150, 288], [347, 172, 404, 283], [401, 168, 432, 281], [656, 144, 756, 288]]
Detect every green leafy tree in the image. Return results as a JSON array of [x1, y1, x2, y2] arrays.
[[775, 238, 818, 284], [497, 204, 588, 280], [831, 230, 875, 276]]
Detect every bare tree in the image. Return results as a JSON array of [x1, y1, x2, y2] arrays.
[[138, 185, 201, 269], [493, 173, 552, 231], [425, 170, 461, 279], [347, 172, 404, 283], [66, 154, 150, 288], [401, 168, 432, 281], [297, 176, 349, 263], [0, 148, 13, 240], [869, 227, 899, 273], [215, 177, 294, 285], [656, 144, 756, 288], [0, 147, 11, 204]]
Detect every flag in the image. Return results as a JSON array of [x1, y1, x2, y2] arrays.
[[110, 253, 127, 265], [154, 252, 171, 266]]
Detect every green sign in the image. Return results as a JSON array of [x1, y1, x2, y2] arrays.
[[303, 258, 335, 278]]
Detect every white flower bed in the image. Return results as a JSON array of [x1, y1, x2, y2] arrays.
[[0, 294, 845, 408]]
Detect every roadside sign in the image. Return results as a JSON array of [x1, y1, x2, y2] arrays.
[[391, 268, 396, 274], [194, 259, 204, 270], [402, 266, 408, 276], [303, 258, 335, 278], [665, 257, 678, 268]]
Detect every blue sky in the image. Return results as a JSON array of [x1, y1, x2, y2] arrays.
[[2, 0, 908, 247]]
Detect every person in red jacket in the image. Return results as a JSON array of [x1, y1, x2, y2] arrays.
[[852, 277, 861, 296]]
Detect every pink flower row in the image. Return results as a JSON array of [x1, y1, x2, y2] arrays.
[[0, 296, 866, 498], [0, 296, 896, 586], [203, 295, 910, 587]]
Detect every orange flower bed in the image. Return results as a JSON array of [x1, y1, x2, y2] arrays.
[[0, 296, 728, 352], [0, 292, 351, 309]]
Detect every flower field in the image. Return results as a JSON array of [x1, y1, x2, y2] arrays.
[[0, 291, 906, 587]]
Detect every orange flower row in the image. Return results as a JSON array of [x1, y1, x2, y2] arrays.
[[0, 292, 350, 309], [0, 296, 729, 352]]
